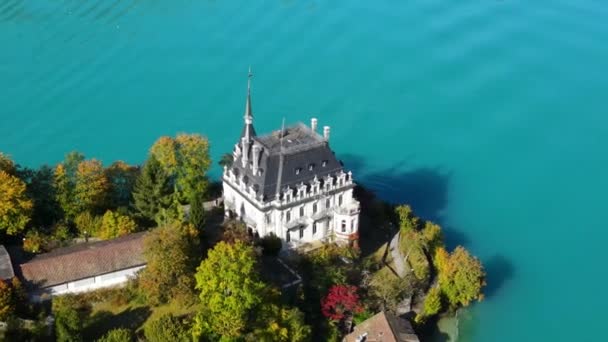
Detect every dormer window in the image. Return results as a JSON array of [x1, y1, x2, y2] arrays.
[[295, 168, 302, 175], [308, 163, 315, 171], [322, 160, 328, 167]]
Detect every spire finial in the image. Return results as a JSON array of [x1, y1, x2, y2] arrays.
[[247, 66, 253, 94]]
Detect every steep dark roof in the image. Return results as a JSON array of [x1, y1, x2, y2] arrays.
[[344, 311, 420, 342], [0, 245, 15, 280], [20, 232, 147, 288], [232, 123, 343, 201]]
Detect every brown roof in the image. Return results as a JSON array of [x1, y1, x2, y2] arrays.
[[20, 232, 147, 288], [0, 245, 15, 280], [343, 312, 420, 342]]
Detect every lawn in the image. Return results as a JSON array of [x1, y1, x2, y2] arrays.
[[82, 293, 202, 340]]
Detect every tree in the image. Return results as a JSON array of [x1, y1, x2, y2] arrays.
[[193, 241, 265, 339], [415, 286, 443, 323], [150, 134, 211, 203], [0, 170, 33, 235], [138, 223, 199, 305], [0, 152, 16, 175], [132, 156, 175, 226], [321, 285, 363, 321], [105, 161, 139, 209], [369, 269, 414, 312], [435, 246, 486, 308], [218, 153, 234, 169], [0, 279, 16, 321], [144, 314, 189, 342], [248, 305, 311, 342], [188, 192, 206, 231], [53, 295, 84, 342], [421, 221, 443, 255], [21, 165, 62, 228], [74, 211, 102, 237], [96, 328, 133, 342], [99, 210, 138, 239], [54, 152, 85, 219], [395, 205, 420, 233], [73, 159, 109, 214]]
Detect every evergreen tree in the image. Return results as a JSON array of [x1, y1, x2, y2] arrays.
[[132, 156, 174, 226], [188, 192, 206, 231]]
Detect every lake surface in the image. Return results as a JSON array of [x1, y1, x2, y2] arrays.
[[2, 0, 607, 340]]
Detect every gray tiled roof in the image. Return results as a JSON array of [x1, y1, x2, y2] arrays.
[[20, 232, 147, 288], [231, 123, 343, 201], [0, 245, 15, 280]]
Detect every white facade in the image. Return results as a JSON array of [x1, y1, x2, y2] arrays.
[[223, 168, 360, 248], [33, 265, 145, 300]]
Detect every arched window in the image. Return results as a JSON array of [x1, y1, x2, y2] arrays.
[[341, 220, 346, 232], [286, 210, 291, 222], [299, 227, 304, 239]]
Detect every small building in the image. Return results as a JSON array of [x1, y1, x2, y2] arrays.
[[19, 232, 147, 299], [0, 245, 15, 281], [343, 311, 420, 342], [222, 70, 360, 248]]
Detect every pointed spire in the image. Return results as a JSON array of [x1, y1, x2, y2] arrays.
[[241, 66, 256, 140]]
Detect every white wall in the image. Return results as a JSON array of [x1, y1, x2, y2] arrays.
[[45, 265, 146, 297]]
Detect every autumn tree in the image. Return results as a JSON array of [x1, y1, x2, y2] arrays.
[[98, 210, 138, 239], [138, 223, 200, 305], [0, 152, 16, 175], [193, 241, 265, 339], [0, 170, 33, 235], [435, 246, 486, 308], [73, 159, 109, 214], [0, 279, 16, 321], [150, 134, 211, 203], [105, 161, 139, 209], [321, 285, 363, 321], [132, 156, 175, 226]]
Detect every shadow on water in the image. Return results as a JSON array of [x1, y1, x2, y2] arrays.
[[483, 254, 515, 299], [341, 154, 469, 250]]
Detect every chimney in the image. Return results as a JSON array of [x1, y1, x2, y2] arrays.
[[311, 118, 318, 132], [252, 144, 261, 174], [323, 126, 330, 141]]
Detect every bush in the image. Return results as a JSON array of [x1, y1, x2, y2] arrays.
[[144, 314, 189, 342], [23, 229, 45, 253], [259, 233, 282, 255], [96, 328, 133, 342], [52, 295, 86, 342]]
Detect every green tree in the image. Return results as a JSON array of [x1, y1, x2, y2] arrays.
[[99, 210, 138, 239], [415, 286, 443, 323], [150, 134, 211, 203], [0, 170, 33, 235], [53, 296, 84, 342], [54, 152, 85, 219], [144, 314, 190, 342], [248, 305, 311, 342], [105, 161, 139, 209], [132, 156, 175, 226], [21, 165, 62, 228], [138, 223, 199, 305], [74, 211, 103, 237], [435, 246, 486, 308], [395, 205, 420, 233], [96, 328, 133, 342], [188, 192, 206, 231], [193, 241, 265, 339]]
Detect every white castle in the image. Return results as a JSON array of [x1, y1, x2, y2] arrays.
[[222, 71, 360, 248]]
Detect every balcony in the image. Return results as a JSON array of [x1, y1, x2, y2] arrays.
[[335, 201, 360, 216]]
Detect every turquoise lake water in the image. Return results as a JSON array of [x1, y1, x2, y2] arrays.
[[2, 0, 608, 340]]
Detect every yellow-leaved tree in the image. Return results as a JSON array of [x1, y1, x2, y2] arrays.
[[0, 170, 33, 235]]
